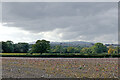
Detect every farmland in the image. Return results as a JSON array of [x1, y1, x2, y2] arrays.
[[2, 57, 118, 78], [0, 53, 119, 58]]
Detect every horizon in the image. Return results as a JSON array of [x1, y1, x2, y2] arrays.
[[0, 40, 118, 45]]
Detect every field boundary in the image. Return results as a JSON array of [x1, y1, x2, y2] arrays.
[[1, 54, 120, 58]]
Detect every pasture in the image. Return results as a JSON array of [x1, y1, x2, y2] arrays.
[[2, 57, 118, 78], [1, 53, 118, 58]]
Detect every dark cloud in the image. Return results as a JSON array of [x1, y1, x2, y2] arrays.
[[2, 2, 118, 42]]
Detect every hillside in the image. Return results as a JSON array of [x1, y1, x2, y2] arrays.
[[50, 41, 94, 47]]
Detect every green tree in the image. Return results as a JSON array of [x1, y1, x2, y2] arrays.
[[81, 47, 92, 54], [2, 41, 14, 53], [51, 45, 65, 53], [31, 40, 50, 54], [67, 47, 75, 53], [0, 42, 2, 53], [74, 47, 81, 53], [91, 43, 107, 53], [115, 46, 120, 54], [14, 43, 29, 53], [53, 45, 61, 53], [63, 47, 67, 53]]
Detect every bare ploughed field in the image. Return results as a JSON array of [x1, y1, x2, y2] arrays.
[[2, 57, 118, 78]]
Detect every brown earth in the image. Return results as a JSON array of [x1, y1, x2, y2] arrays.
[[1, 57, 118, 78]]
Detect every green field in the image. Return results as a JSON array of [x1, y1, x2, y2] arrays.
[[0, 53, 119, 58], [0, 53, 108, 55], [0, 53, 28, 55]]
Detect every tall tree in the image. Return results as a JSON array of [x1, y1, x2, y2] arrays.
[[2, 41, 14, 53], [91, 43, 107, 53], [31, 40, 50, 54]]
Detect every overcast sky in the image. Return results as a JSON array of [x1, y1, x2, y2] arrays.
[[0, 2, 118, 43]]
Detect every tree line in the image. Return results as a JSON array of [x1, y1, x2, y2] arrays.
[[0, 40, 119, 55], [0, 41, 29, 53]]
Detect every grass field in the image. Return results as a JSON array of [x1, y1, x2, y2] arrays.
[[2, 57, 118, 78], [0, 53, 111, 56], [0, 53, 29, 55], [1, 53, 119, 58]]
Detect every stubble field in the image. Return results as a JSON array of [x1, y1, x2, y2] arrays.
[[2, 57, 119, 78]]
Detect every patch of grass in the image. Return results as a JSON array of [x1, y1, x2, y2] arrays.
[[0, 53, 28, 55], [0, 53, 119, 58]]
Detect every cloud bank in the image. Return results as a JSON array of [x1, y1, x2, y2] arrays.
[[1, 2, 118, 43]]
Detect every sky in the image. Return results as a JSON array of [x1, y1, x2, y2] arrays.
[[0, 2, 118, 44]]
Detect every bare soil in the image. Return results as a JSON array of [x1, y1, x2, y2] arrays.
[[2, 57, 118, 78]]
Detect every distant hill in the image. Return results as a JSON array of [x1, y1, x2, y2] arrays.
[[29, 41, 94, 47], [29, 41, 120, 48], [50, 41, 94, 47]]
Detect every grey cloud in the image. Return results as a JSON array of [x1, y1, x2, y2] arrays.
[[3, 2, 117, 19], [2, 2, 118, 42], [0, 2, 1, 23]]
